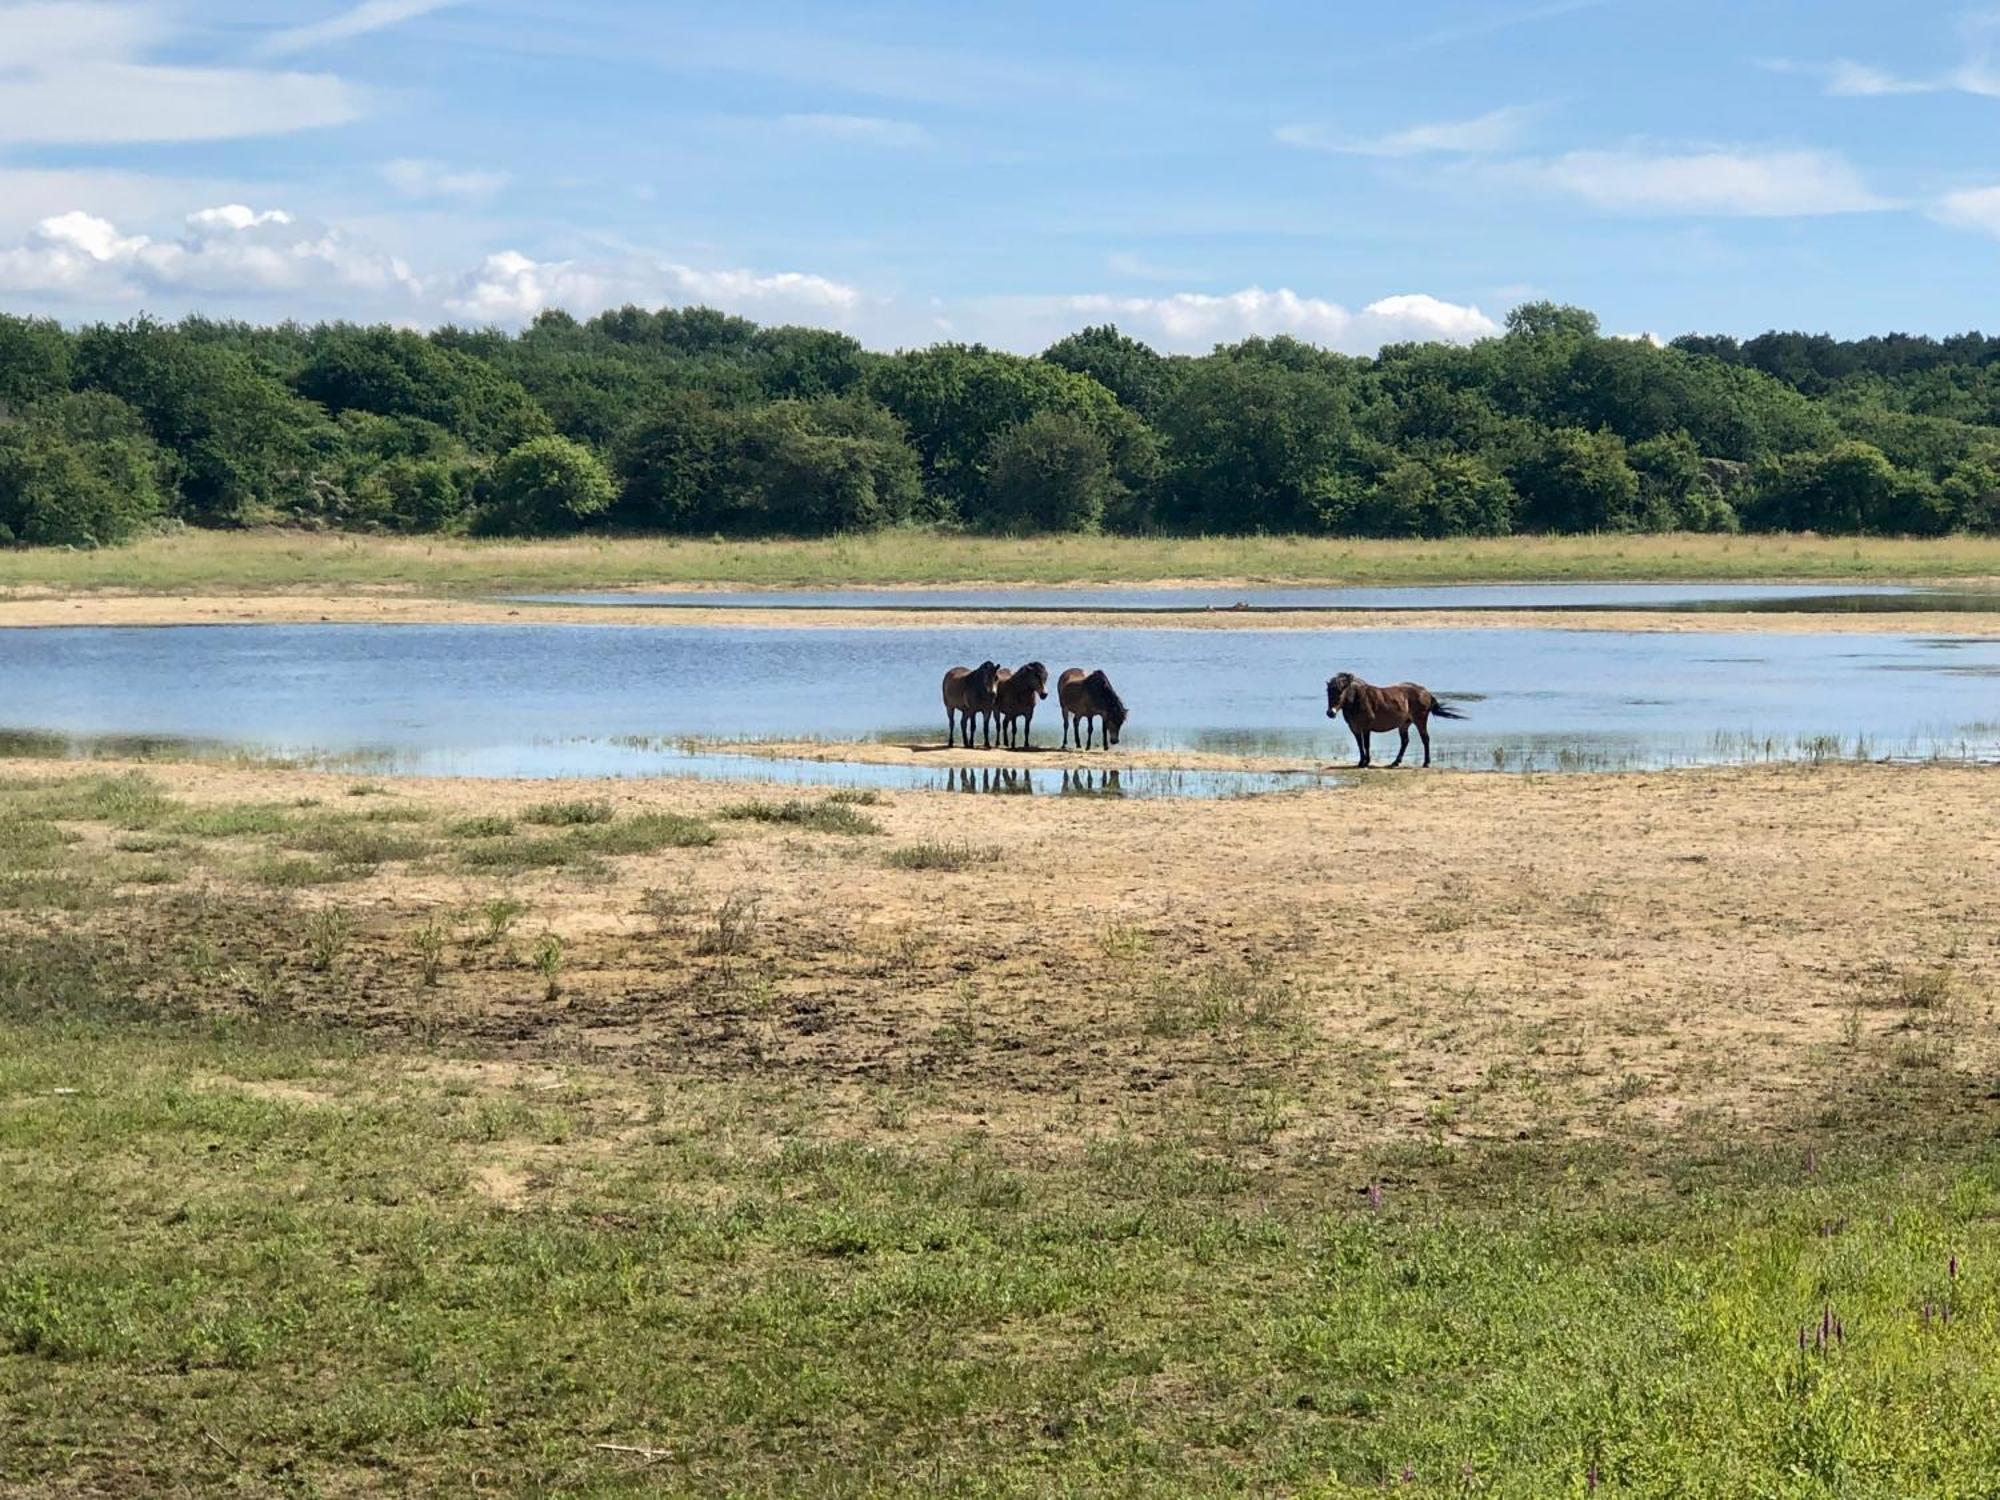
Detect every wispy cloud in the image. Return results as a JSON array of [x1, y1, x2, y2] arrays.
[[260, 0, 462, 59], [1764, 11, 2000, 99], [1934, 183, 2000, 237], [1369, 0, 1612, 60], [1495, 146, 1894, 217], [382, 159, 510, 202], [773, 114, 933, 149], [0, 2, 359, 144], [1277, 105, 1540, 158]]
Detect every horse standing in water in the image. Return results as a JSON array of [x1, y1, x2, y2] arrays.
[[993, 662, 1050, 748], [1325, 671, 1464, 768], [942, 660, 1002, 748], [1058, 668, 1127, 749]]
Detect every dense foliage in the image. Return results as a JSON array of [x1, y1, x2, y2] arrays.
[[3, 300, 1998, 546]]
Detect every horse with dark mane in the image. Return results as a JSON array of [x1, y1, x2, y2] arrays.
[[1325, 671, 1464, 768], [993, 661, 1050, 748], [942, 660, 1002, 748], [1058, 668, 1127, 749]]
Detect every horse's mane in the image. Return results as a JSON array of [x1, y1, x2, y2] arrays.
[[1087, 669, 1126, 724]]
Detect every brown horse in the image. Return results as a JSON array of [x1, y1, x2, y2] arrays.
[[993, 661, 1050, 748], [942, 660, 1002, 748], [1058, 667, 1127, 749], [1325, 671, 1465, 768]]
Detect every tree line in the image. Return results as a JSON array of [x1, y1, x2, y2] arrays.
[[3, 299, 1998, 548]]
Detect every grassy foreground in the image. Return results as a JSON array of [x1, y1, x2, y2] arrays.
[[3, 528, 2000, 595], [2, 764, 1997, 1494]]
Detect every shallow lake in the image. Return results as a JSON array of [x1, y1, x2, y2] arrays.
[[516, 582, 2000, 615], [0, 622, 1994, 794]]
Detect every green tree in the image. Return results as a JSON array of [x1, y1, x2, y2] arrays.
[[0, 315, 73, 414], [1513, 428, 1640, 532], [1744, 442, 1937, 534], [481, 436, 615, 534], [612, 390, 731, 529], [1040, 325, 1176, 416], [720, 398, 923, 534], [1155, 358, 1354, 531], [982, 411, 1114, 532], [0, 393, 166, 546]]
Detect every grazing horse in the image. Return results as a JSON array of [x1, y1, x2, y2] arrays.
[[993, 661, 1050, 748], [942, 660, 1002, 748], [1058, 668, 1128, 749], [1325, 672, 1465, 768]]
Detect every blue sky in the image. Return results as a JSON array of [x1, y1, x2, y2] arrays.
[[2, 0, 1998, 351]]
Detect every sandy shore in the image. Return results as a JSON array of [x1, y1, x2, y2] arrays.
[[2, 588, 1996, 635], [5, 753, 1993, 1158]]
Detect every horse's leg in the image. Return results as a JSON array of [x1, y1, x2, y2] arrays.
[[1416, 713, 1432, 768], [947, 708, 957, 748], [1351, 724, 1369, 768], [1021, 709, 1032, 750], [1390, 725, 1409, 768], [1086, 718, 1095, 750]]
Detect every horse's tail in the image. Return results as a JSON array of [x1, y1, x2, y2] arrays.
[[1429, 694, 1467, 720]]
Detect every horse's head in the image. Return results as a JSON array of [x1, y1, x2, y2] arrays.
[[1022, 661, 1050, 699], [1091, 670, 1127, 744], [1325, 672, 1355, 718], [976, 660, 1002, 693]]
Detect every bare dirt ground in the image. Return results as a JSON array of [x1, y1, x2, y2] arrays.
[[1, 589, 1996, 635], [10, 756, 1995, 1176]]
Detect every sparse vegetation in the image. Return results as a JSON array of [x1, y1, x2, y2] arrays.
[[521, 798, 614, 827], [721, 797, 883, 835], [886, 840, 1002, 871]]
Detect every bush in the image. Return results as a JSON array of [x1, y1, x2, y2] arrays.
[[479, 435, 615, 534], [0, 393, 166, 547]]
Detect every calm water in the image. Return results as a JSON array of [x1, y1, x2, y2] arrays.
[[0, 623, 1994, 792], [515, 583, 2000, 614]]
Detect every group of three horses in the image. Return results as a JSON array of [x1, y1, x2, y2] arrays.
[[942, 662, 1128, 750], [944, 662, 1466, 767]]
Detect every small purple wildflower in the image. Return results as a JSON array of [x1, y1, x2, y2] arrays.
[[1367, 1181, 1384, 1212], [1587, 1460, 1600, 1491]]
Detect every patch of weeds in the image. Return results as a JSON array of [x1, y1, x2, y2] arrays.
[[476, 896, 526, 947], [283, 818, 432, 867], [639, 875, 701, 931], [887, 841, 1001, 872], [826, 789, 882, 806], [1141, 963, 1309, 1041], [345, 782, 391, 797], [0, 871, 100, 911], [457, 814, 712, 873], [584, 814, 716, 854], [248, 854, 352, 889], [532, 934, 565, 1002], [1895, 965, 1959, 1012], [522, 799, 614, 827], [111, 832, 183, 855], [7, 772, 175, 828], [167, 804, 296, 839], [304, 908, 354, 973], [412, 917, 449, 987], [721, 798, 882, 835], [696, 890, 763, 956], [1099, 922, 1152, 962], [447, 814, 515, 839]]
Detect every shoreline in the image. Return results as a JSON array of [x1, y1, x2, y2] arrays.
[[3, 589, 1998, 635]]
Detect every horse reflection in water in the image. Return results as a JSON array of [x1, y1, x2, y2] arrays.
[[946, 766, 1035, 795], [1060, 768, 1124, 798]]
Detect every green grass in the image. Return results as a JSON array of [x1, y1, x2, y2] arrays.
[[521, 798, 615, 826], [457, 812, 716, 871], [721, 797, 884, 835], [3, 529, 1999, 595], [1, 995, 1997, 1496], [886, 840, 1003, 871]]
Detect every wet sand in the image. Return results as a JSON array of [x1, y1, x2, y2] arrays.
[[3, 588, 1997, 635]]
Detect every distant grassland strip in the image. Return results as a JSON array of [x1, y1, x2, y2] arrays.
[[3, 529, 1999, 596]]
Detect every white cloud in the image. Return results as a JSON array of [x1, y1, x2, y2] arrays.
[[259, 0, 462, 58], [445, 251, 863, 326], [1002, 287, 1499, 354], [1765, 13, 2000, 99], [1934, 184, 2000, 238], [1277, 105, 1539, 158], [1499, 147, 1893, 217], [382, 159, 511, 202], [0, 3, 360, 144], [0, 198, 1495, 358], [774, 114, 932, 149], [0, 204, 420, 305]]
